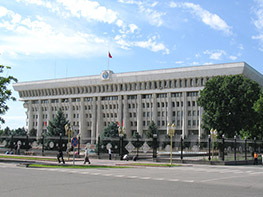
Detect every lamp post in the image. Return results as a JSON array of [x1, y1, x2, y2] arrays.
[[118, 125, 125, 160], [65, 124, 74, 161], [210, 128, 217, 159], [222, 134, 225, 161], [167, 123, 176, 165]]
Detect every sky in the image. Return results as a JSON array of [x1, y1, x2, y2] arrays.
[[0, 0, 263, 130]]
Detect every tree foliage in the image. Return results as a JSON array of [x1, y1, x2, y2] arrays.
[[0, 127, 27, 136], [46, 108, 69, 136], [101, 122, 119, 139], [253, 93, 263, 139], [197, 75, 261, 138], [28, 128, 37, 137], [146, 121, 158, 138], [0, 65, 17, 125]]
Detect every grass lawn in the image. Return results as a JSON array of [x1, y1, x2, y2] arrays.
[[0, 155, 56, 161]]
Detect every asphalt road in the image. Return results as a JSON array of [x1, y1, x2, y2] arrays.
[[1, 163, 263, 197]]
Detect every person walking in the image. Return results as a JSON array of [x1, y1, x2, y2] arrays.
[[17, 141, 21, 155], [254, 152, 258, 165], [83, 147, 91, 164], [57, 149, 65, 164], [108, 148, 112, 160]]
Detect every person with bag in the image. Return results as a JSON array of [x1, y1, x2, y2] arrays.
[[83, 147, 91, 164]]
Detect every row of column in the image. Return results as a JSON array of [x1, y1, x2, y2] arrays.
[[27, 93, 202, 142]]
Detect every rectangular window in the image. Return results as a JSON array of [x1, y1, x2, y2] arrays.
[[157, 93, 167, 98], [142, 94, 152, 99], [128, 95, 137, 100]]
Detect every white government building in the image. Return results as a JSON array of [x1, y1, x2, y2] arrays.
[[13, 62, 263, 142]]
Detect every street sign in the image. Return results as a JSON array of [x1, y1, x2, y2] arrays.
[[71, 137, 78, 147]]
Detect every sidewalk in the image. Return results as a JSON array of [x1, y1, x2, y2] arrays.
[[0, 153, 160, 167]]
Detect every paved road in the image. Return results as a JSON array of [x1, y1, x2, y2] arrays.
[[1, 163, 263, 197]]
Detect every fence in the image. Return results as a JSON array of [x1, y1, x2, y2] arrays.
[[0, 135, 262, 164]]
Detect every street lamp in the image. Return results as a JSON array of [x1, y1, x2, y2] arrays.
[[210, 128, 217, 158], [118, 124, 125, 160], [167, 123, 176, 165], [65, 124, 74, 161]]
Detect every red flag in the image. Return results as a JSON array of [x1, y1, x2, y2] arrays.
[[108, 52, 112, 58], [44, 121, 47, 126]]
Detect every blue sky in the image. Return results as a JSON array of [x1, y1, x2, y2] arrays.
[[0, 0, 263, 129]]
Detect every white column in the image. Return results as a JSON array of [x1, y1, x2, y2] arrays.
[[182, 92, 187, 138], [117, 95, 122, 127], [123, 95, 131, 137], [91, 97, 96, 144], [137, 94, 143, 135], [47, 99, 52, 125], [96, 97, 103, 142], [79, 97, 87, 139], [37, 100, 43, 139], [152, 94, 158, 124], [68, 99, 73, 126], [28, 101, 33, 132], [167, 93, 172, 124]]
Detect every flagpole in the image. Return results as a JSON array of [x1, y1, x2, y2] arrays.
[[108, 55, 109, 70]]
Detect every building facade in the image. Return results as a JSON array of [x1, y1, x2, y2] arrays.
[[13, 62, 263, 142]]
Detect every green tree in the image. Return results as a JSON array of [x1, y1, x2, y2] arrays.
[[146, 121, 158, 138], [0, 65, 17, 126], [12, 127, 27, 136], [0, 127, 11, 136], [101, 122, 119, 139], [197, 75, 261, 138], [253, 93, 263, 139], [46, 108, 69, 136], [28, 128, 37, 137]]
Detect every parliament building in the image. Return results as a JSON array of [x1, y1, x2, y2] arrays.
[[13, 62, 263, 142]]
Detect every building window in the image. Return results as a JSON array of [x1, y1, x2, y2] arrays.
[[128, 95, 137, 100], [157, 93, 167, 98], [142, 94, 152, 99]]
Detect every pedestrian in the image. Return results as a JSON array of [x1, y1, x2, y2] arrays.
[[108, 148, 112, 160], [57, 149, 65, 164], [83, 147, 91, 164], [17, 142, 21, 155], [254, 152, 258, 165], [14, 143, 18, 155]]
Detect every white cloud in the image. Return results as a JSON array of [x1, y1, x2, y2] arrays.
[[115, 35, 169, 54], [170, 2, 232, 35], [118, 0, 165, 27], [0, 6, 10, 17], [128, 24, 138, 33], [204, 50, 226, 60], [175, 61, 184, 64], [16, 0, 60, 13], [229, 55, 237, 60], [57, 0, 118, 24], [252, 0, 263, 50], [0, 7, 110, 57], [134, 38, 169, 54]]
